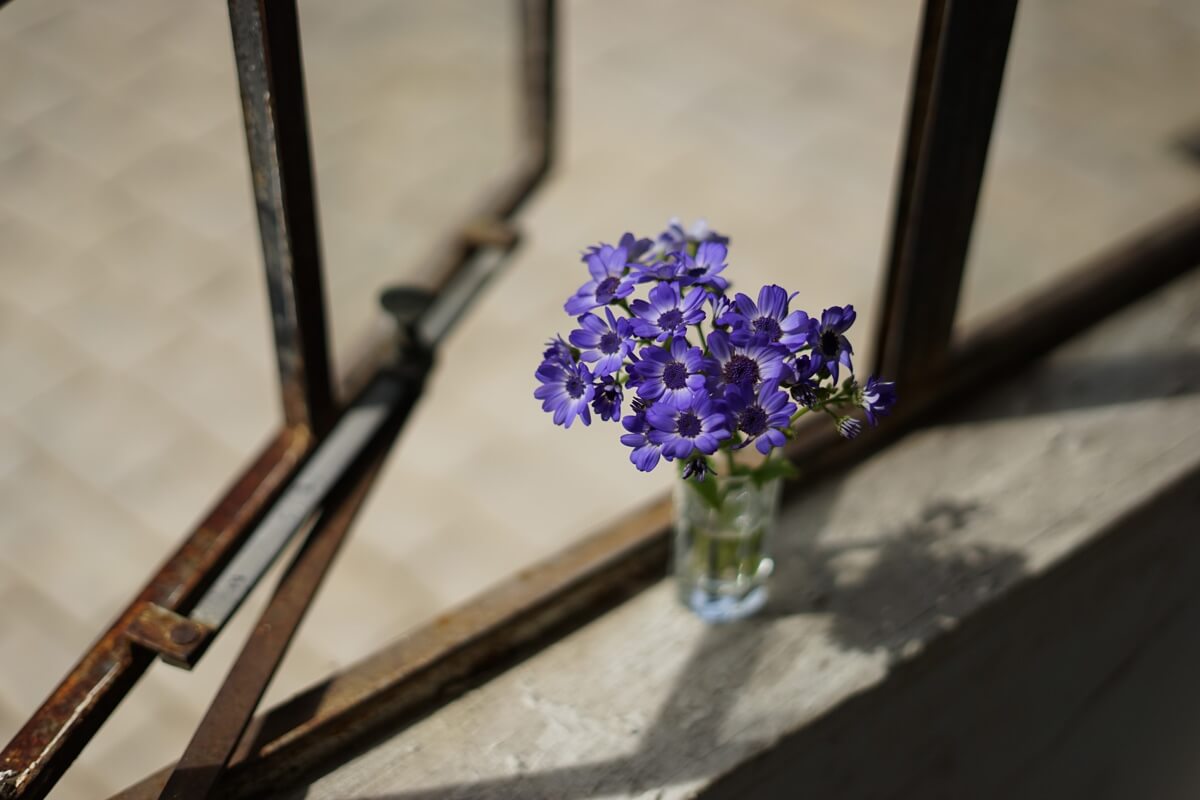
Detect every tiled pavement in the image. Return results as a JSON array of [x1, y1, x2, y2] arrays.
[[1, 1, 1197, 797]]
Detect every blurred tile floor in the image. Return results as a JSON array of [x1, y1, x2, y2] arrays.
[[0, 0, 1197, 797]]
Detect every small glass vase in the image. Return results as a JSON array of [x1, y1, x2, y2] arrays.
[[673, 472, 782, 622]]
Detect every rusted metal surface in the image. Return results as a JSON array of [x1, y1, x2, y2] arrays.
[[114, 495, 672, 800], [158, 448, 394, 800], [123, 604, 214, 670], [115, 203, 1200, 800], [872, 0, 1019, 389], [0, 428, 310, 800], [230, 0, 336, 436]]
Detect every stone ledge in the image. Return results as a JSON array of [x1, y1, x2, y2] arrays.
[[288, 269, 1200, 799]]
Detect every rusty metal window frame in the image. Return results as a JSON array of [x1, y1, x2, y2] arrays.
[[4, 1, 1200, 797]]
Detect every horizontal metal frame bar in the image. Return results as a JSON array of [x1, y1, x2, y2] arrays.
[[114, 205, 1200, 799]]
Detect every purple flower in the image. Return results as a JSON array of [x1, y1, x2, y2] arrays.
[[620, 399, 663, 472], [565, 244, 636, 315], [723, 382, 797, 455], [859, 375, 896, 426], [705, 329, 788, 390], [784, 352, 820, 382], [618, 232, 654, 263], [569, 308, 634, 376], [708, 293, 735, 328], [653, 217, 730, 258], [724, 284, 809, 349], [676, 242, 729, 291], [632, 252, 686, 284], [681, 457, 712, 481], [787, 354, 821, 408], [542, 335, 574, 367], [629, 338, 710, 408], [647, 391, 730, 460], [586, 232, 653, 265], [629, 282, 707, 342], [534, 360, 594, 428], [805, 305, 856, 382], [591, 374, 623, 422]]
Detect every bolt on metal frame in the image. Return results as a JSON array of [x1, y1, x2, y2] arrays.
[[4, 0, 1200, 797]]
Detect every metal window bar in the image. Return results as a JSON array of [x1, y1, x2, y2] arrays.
[[872, 0, 1020, 393], [231, 0, 337, 438]]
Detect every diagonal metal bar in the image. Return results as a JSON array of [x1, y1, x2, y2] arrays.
[[872, 0, 1019, 392], [0, 429, 311, 800], [188, 377, 405, 632], [152, 354, 428, 800], [156, 431, 399, 800], [230, 0, 336, 436]]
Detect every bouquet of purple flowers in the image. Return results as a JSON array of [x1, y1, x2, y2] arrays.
[[534, 219, 896, 487]]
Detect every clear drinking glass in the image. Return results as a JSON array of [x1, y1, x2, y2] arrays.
[[673, 474, 782, 622]]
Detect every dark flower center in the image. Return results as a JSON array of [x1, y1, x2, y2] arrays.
[[687, 267, 706, 278], [676, 411, 702, 438], [722, 354, 760, 385], [596, 276, 621, 301], [820, 329, 839, 356], [753, 317, 782, 341], [565, 374, 586, 399], [662, 361, 689, 390], [599, 331, 623, 354], [656, 309, 684, 331], [738, 405, 768, 436]]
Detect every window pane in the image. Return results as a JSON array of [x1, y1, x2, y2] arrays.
[[299, 0, 524, 380], [959, 0, 1200, 327]]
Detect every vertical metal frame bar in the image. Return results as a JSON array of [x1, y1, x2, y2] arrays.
[[872, 0, 1019, 391], [229, 0, 337, 436], [872, 0, 946, 367]]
